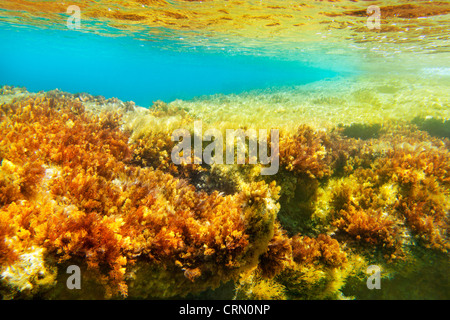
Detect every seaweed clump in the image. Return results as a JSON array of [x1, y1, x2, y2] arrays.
[[255, 120, 450, 299], [279, 125, 331, 180], [341, 123, 382, 140], [412, 117, 450, 139], [235, 228, 353, 300], [0, 94, 280, 299], [1, 88, 449, 300]]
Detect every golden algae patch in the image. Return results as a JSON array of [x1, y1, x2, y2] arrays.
[[0, 91, 281, 298], [0, 0, 449, 301], [1, 83, 449, 299]]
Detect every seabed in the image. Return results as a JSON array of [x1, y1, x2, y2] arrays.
[[0, 1, 449, 300]]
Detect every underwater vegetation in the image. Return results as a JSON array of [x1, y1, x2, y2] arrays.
[[412, 117, 450, 140], [0, 91, 280, 298], [341, 123, 382, 140], [0, 87, 448, 299]]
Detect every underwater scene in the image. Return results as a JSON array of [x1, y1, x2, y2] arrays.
[[0, 0, 449, 302]]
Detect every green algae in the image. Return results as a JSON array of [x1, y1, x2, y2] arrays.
[[341, 123, 382, 140], [413, 117, 450, 139]]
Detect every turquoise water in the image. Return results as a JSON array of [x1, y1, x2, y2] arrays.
[[0, 26, 343, 106]]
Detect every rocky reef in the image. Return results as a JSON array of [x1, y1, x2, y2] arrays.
[[0, 86, 449, 299]]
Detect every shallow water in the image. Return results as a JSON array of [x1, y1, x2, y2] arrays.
[[0, 1, 449, 301], [0, 26, 340, 104]]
